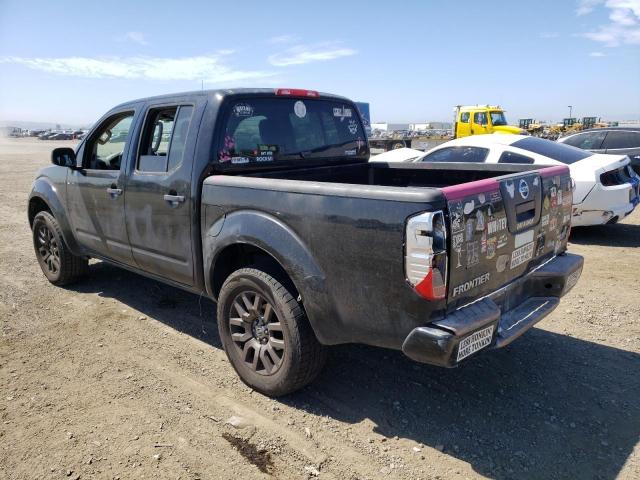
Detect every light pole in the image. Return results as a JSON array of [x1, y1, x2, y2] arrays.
[[568, 105, 573, 119]]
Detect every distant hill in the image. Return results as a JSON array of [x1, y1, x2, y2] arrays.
[[0, 120, 90, 130]]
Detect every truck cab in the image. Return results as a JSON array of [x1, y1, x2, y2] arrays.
[[454, 105, 525, 138]]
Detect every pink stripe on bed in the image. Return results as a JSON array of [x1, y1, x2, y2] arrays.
[[441, 177, 499, 201]]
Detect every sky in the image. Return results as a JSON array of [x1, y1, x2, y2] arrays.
[[0, 0, 639, 126]]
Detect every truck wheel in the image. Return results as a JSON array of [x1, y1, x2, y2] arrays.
[[32, 211, 88, 286], [217, 268, 326, 396]]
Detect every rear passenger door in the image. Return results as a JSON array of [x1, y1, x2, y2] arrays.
[[124, 103, 199, 286]]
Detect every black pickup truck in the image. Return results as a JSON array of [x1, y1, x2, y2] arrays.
[[29, 88, 583, 396]]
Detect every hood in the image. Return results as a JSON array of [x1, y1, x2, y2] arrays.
[[493, 125, 527, 135], [570, 153, 629, 203], [369, 147, 424, 163]]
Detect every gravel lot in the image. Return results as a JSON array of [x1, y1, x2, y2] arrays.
[[1, 137, 639, 480]]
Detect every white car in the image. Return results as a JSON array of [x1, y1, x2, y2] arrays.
[[371, 135, 640, 227]]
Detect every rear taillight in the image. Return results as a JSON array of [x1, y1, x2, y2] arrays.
[[274, 88, 319, 98], [405, 211, 447, 300], [600, 167, 631, 186]]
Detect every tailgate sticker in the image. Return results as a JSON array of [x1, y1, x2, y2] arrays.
[[445, 168, 573, 307], [514, 229, 534, 248], [510, 242, 535, 269]]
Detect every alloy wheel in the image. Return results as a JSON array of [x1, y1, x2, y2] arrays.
[[228, 291, 285, 375], [36, 224, 60, 274]]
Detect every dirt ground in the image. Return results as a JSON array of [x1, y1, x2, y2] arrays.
[[1, 136, 638, 480]]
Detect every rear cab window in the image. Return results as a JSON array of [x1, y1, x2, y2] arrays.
[[216, 97, 368, 166], [512, 137, 592, 164]]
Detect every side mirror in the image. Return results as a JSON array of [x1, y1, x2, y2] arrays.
[[51, 147, 77, 168]]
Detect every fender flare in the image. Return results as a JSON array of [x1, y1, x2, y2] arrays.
[[203, 209, 337, 343], [29, 178, 83, 255]]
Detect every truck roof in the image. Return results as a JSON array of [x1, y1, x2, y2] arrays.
[[112, 88, 353, 110], [457, 105, 503, 112]]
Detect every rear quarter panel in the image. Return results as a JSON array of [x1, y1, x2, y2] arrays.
[[202, 176, 448, 349]]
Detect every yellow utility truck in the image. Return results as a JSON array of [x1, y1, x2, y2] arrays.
[[453, 105, 526, 138]]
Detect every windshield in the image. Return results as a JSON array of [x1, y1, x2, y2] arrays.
[[512, 137, 593, 164], [490, 111, 507, 126], [217, 98, 368, 165]]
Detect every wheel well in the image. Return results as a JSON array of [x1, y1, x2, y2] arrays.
[[211, 244, 299, 300], [28, 197, 52, 226]]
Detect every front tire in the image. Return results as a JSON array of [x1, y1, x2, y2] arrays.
[[32, 211, 88, 286], [217, 268, 326, 396]]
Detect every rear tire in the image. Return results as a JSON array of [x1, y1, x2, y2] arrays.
[[217, 268, 326, 396], [32, 211, 88, 286]]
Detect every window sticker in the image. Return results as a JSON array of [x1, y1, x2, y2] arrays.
[[255, 144, 277, 162], [348, 119, 358, 135], [231, 156, 250, 164], [218, 135, 236, 162], [233, 103, 254, 117], [333, 106, 352, 121], [294, 101, 307, 118], [345, 148, 357, 156]]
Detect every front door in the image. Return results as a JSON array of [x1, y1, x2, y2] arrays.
[[67, 111, 137, 265], [471, 111, 490, 135], [124, 104, 196, 286]]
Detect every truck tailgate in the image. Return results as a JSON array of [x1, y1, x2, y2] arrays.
[[443, 165, 573, 310]]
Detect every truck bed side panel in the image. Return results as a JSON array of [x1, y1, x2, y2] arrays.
[[202, 176, 447, 348]]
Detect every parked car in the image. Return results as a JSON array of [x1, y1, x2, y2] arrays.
[[29, 89, 582, 396], [558, 127, 640, 175], [373, 134, 639, 227]]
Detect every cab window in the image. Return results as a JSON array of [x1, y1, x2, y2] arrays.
[[473, 112, 488, 126], [138, 105, 193, 173], [217, 98, 368, 164], [460, 112, 470, 123], [84, 112, 134, 170]]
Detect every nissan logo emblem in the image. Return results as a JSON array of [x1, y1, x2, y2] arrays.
[[519, 179, 530, 199]]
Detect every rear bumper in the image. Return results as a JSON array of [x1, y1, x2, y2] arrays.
[[401, 253, 583, 367], [572, 201, 636, 226], [572, 181, 639, 226]]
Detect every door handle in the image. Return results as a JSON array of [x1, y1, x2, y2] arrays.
[[163, 194, 185, 205], [107, 185, 122, 197]]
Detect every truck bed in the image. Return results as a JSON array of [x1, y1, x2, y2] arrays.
[[202, 160, 570, 350], [240, 161, 539, 189]]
